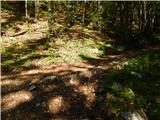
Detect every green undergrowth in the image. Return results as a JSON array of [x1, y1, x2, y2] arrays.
[[42, 38, 106, 64], [1, 25, 110, 72], [101, 51, 160, 120]]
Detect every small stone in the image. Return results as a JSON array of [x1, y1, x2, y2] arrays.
[[36, 103, 40, 107], [130, 71, 142, 78], [29, 85, 37, 91], [106, 44, 112, 47], [42, 76, 57, 83], [98, 88, 104, 93], [97, 97, 103, 102], [74, 89, 78, 92], [155, 83, 159, 87], [122, 111, 132, 120], [9, 37, 16, 40], [122, 61, 129, 66], [83, 118, 89, 120], [122, 111, 145, 120], [131, 112, 144, 120]]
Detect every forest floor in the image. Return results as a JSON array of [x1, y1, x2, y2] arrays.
[[1, 9, 160, 120]]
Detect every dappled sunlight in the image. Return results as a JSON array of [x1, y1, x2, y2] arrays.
[[1, 75, 41, 91], [1, 1, 160, 119], [1, 79, 26, 93], [78, 84, 96, 107], [69, 79, 80, 86], [1, 79, 25, 86], [48, 96, 70, 114], [1, 63, 95, 79], [2, 90, 33, 112], [80, 70, 93, 78]]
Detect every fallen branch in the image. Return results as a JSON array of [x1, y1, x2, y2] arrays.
[[9, 30, 28, 37]]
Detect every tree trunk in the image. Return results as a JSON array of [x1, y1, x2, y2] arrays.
[[123, 2, 130, 44], [83, 0, 87, 26], [48, 1, 54, 38], [141, 1, 147, 33], [35, 0, 39, 20], [25, 0, 28, 18]]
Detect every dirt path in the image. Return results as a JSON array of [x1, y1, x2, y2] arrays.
[[1, 62, 108, 120], [2, 47, 160, 120]]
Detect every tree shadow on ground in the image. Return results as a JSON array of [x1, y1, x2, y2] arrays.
[[1, 37, 51, 73], [2, 46, 160, 120], [1, 63, 111, 120]]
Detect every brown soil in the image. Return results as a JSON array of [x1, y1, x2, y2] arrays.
[[2, 47, 159, 120]]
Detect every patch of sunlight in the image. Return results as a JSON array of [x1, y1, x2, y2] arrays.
[[2, 90, 33, 112], [1, 79, 25, 87], [48, 96, 70, 114], [78, 84, 96, 107], [69, 78, 80, 86]]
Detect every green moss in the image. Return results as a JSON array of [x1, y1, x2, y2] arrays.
[[119, 88, 135, 101]]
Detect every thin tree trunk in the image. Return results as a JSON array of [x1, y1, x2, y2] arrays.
[[25, 0, 28, 18], [83, 0, 87, 26], [48, 1, 54, 39], [35, 0, 39, 20], [142, 1, 147, 33]]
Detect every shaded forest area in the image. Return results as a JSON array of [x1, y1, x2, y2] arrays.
[[1, 1, 160, 120]]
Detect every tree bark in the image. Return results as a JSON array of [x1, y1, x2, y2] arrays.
[[123, 2, 130, 44], [48, 1, 54, 38], [35, 0, 39, 20], [25, 0, 28, 18]]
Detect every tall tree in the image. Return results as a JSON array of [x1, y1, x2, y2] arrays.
[[25, 0, 28, 18], [35, 0, 39, 20], [48, 1, 55, 39]]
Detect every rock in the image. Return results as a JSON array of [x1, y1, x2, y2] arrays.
[[90, 47, 99, 53], [42, 76, 57, 83], [131, 112, 145, 120], [123, 61, 129, 66], [148, 102, 151, 106], [155, 83, 159, 87], [83, 118, 89, 120], [69, 79, 79, 85], [130, 71, 142, 78], [122, 111, 132, 120], [98, 88, 105, 93], [122, 111, 146, 120], [36, 103, 41, 107], [106, 44, 112, 48], [9, 37, 16, 40], [29, 85, 37, 91]]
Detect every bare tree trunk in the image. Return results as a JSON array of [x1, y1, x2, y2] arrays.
[[35, 0, 39, 21], [123, 2, 130, 44], [83, 0, 87, 26], [25, 0, 28, 18], [141, 1, 147, 33], [48, 1, 54, 39]]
